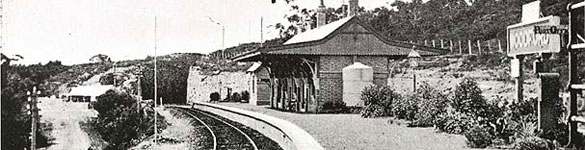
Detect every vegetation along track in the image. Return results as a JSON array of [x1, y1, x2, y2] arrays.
[[170, 106, 282, 150]]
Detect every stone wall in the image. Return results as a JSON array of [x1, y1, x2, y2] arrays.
[[187, 66, 251, 103]]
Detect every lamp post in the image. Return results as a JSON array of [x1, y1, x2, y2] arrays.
[[207, 16, 225, 58], [407, 46, 421, 92]]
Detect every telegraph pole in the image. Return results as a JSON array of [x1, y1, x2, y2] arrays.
[[153, 16, 158, 145], [27, 86, 40, 150]]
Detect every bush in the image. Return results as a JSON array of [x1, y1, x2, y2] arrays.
[[321, 101, 348, 113], [360, 85, 400, 118], [210, 92, 220, 102], [450, 77, 492, 120], [411, 82, 449, 127], [436, 110, 477, 134], [231, 92, 241, 102], [465, 124, 495, 148], [513, 136, 555, 150], [391, 94, 418, 121], [91, 90, 168, 150], [241, 91, 250, 103]]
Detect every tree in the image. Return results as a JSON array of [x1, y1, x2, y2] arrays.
[[89, 54, 112, 63]]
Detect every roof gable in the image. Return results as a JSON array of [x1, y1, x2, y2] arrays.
[[283, 16, 354, 45]]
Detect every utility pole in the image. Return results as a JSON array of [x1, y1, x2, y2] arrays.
[[153, 16, 158, 145], [27, 86, 41, 150]]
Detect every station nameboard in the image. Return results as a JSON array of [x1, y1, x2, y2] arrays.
[[507, 16, 561, 56]]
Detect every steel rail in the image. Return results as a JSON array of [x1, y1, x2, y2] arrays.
[[192, 108, 259, 150], [173, 107, 218, 150]]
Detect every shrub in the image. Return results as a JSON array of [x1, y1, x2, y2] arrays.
[[92, 90, 168, 149], [241, 91, 250, 103], [451, 77, 491, 120], [411, 82, 449, 127], [231, 92, 241, 102], [360, 84, 400, 118], [321, 101, 348, 113], [513, 136, 555, 150], [391, 94, 418, 121], [465, 124, 495, 148], [209, 92, 220, 102], [436, 110, 477, 134]]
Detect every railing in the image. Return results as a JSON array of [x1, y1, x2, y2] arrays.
[[566, 1, 585, 147]]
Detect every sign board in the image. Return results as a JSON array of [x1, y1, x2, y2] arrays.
[[507, 16, 561, 56], [522, 1, 541, 23], [511, 58, 520, 78]]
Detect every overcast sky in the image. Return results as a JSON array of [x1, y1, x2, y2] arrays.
[[2, 0, 395, 65]]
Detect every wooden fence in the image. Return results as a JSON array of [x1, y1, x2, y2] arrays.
[[412, 39, 507, 56]]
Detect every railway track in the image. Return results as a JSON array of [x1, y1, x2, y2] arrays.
[[170, 107, 262, 150]]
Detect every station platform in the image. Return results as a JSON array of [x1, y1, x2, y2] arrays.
[[217, 103, 470, 150]]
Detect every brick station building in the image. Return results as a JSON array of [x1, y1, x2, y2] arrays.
[[233, 0, 446, 113]]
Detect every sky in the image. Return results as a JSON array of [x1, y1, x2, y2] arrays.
[[2, 0, 395, 65]]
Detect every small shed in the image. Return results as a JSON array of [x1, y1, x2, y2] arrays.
[[65, 85, 114, 102], [246, 62, 271, 105]]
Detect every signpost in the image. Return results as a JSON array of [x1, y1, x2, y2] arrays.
[[507, 1, 564, 132], [507, 16, 561, 56]]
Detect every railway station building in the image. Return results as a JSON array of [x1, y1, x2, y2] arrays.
[[233, 0, 446, 113]]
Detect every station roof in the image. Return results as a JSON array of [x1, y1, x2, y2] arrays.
[[66, 85, 114, 97], [233, 16, 447, 62]]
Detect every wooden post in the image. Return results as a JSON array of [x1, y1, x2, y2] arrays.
[[487, 40, 492, 53], [458, 40, 462, 55], [515, 56, 524, 102], [498, 39, 503, 53], [432, 40, 436, 47], [440, 39, 444, 48], [477, 40, 482, 55], [449, 40, 453, 54], [468, 40, 472, 55], [424, 40, 428, 46]]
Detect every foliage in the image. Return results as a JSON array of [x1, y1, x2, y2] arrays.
[[465, 124, 495, 148], [210, 92, 220, 102], [360, 84, 399, 118], [241, 91, 250, 103], [512, 136, 555, 150], [435, 110, 477, 134], [1, 54, 58, 149], [321, 101, 348, 114], [141, 54, 202, 104], [391, 94, 418, 121], [450, 77, 494, 120], [99, 72, 127, 86], [231, 92, 242, 102], [410, 82, 449, 127], [89, 54, 112, 63], [361, 0, 568, 44], [91, 90, 168, 150]]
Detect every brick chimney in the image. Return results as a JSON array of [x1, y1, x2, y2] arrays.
[[316, 0, 327, 28], [349, 0, 358, 16]]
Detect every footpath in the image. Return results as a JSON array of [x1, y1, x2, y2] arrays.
[[38, 97, 97, 150], [219, 103, 469, 150]]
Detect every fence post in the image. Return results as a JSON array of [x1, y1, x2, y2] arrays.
[[424, 40, 428, 46], [449, 40, 453, 54], [468, 40, 472, 55], [458, 40, 462, 55], [432, 40, 436, 47], [477, 40, 482, 56], [498, 39, 503, 53], [440, 39, 444, 48], [487, 40, 492, 53]]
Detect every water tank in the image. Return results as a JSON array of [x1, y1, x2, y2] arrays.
[[342, 62, 373, 107]]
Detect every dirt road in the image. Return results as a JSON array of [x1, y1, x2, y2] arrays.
[[38, 97, 97, 150]]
